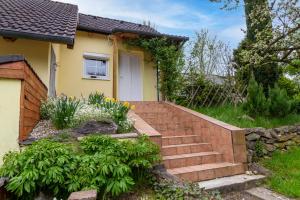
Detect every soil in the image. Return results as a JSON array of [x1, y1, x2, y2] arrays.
[[72, 120, 117, 135]]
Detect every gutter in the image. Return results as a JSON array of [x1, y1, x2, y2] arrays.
[[111, 28, 189, 42], [0, 29, 74, 45], [77, 27, 189, 43]]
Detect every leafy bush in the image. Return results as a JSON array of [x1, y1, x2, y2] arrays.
[[0, 135, 160, 199], [243, 75, 269, 116], [177, 73, 229, 108], [51, 96, 81, 129], [254, 140, 264, 159], [40, 98, 55, 120], [88, 91, 105, 105], [153, 178, 222, 200], [278, 76, 300, 97], [291, 94, 300, 114], [0, 140, 76, 199], [80, 135, 160, 176], [268, 84, 292, 117]]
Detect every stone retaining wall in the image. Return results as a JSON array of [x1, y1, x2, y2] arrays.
[[246, 126, 300, 162]]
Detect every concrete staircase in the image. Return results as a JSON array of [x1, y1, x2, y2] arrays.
[[132, 101, 247, 182]]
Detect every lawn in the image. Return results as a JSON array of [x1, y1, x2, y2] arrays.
[[261, 147, 300, 198], [196, 104, 300, 128]]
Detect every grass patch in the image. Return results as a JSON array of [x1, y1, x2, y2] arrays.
[[196, 104, 300, 128], [261, 147, 300, 198]]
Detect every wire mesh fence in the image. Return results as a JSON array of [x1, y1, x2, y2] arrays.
[[185, 80, 248, 108]]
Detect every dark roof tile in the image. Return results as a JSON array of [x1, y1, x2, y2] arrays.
[[78, 13, 159, 35], [0, 0, 78, 45], [78, 13, 188, 42]]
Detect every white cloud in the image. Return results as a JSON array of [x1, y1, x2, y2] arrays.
[[56, 0, 214, 30], [218, 25, 246, 47], [55, 0, 245, 47]]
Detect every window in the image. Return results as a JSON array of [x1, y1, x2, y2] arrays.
[[83, 53, 109, 80]]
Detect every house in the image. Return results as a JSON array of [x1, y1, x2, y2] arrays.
[[0, 0, 188, 100], [0, 0, 247, 182]]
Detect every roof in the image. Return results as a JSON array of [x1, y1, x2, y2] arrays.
[[0, 0, 187, 44], [0, 0, 78, 45], [0, 55, 25, 65], [78, 14, 189, 42]]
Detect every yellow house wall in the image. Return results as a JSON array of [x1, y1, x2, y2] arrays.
[[56, 31, 114, 98], [143, 53, 157, 101], [0, 37, 50, 87], [0, 79, 21, 165]]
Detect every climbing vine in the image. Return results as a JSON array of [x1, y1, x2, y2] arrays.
[[127, 37, 185, 101]]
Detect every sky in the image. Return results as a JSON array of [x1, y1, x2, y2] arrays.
[[57, 0, 246, 48]]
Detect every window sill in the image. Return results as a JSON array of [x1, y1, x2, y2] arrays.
[[82, 77, 110, 81]]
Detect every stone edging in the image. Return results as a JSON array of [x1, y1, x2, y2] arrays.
[[246, 126, 300, 163]]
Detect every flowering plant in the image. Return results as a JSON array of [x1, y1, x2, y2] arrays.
[[41, 92, 135, 133]]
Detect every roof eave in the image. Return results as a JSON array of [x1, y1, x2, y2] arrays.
[[77, 26, 111, 35], [0, 29, 74, 45], [111, 28, 189, 42]]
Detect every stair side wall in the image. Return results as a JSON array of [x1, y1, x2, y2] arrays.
[[164, 102, 247, 166]]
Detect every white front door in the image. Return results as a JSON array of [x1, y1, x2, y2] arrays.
[[119, 53, 143, 101]]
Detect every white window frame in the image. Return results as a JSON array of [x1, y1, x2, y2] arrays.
[[83, 53, 110, 80]]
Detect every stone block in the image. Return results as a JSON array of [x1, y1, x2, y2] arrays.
[[246, 133, 260, 141], [68, 190, 97, 200]]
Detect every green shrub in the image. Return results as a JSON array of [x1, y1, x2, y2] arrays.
[[80, 135, 160, 179], [254, 140, 264, 159], [153, 178, 222, 200], [88, 91, 105, 105], [51, 96, 81, 129], [278, 76, 299, 97], [268, 84, 291, 117], [0, 140, 76, 199], [243, 74, 269, 116], [291, 94, 300, 114], [40, 98, 55, 120], [0, 136, 160, 199]]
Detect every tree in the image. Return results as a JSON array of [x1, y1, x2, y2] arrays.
[[186, 29, 234, 77], [212, 0, 300, 92], [181, 30, 234, 107]]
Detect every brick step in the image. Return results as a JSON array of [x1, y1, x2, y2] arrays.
[[140, 119, 188, 125], [163, 152, 222, 168], [162, 135, 202, 146], [160, 130, 197, 136], [162, 143, 212, 156], [152, 127, 194, 134], [167, 163, 245, 182], [134, 108, 170, 114]]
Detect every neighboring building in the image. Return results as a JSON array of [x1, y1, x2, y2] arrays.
[[0, 0, 188, 101]]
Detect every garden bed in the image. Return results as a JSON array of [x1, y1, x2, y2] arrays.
[[23, 92, 138, 143], [21, 119, 139, 146]]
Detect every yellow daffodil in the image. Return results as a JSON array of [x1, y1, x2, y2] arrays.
[[105, 97, 111, 102], [111, 98, 116, 102], [123, 101, 130, 108], [131, 105, 135, 110]]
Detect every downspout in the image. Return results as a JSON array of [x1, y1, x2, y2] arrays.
[[109, 35, 118, 99], [156, 61, 160, 101]]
